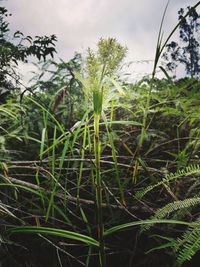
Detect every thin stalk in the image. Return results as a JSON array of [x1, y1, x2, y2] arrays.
[[77, 121, 88, 199], [87, 121, 95, 190], [102, 112, 125, 205], [80, 207, 93, 266], [94, 113, 106, 267], [46, 125, 57, 221], [35, 169, 45, 210]]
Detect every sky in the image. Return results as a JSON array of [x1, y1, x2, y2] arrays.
[[3, 0, 200, 82]]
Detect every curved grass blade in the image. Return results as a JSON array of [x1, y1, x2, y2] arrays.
[[0, 183, 42, 196], [7, 226, 99, 247], [27, 96, 65, 134], [104, 219, 195, 236]]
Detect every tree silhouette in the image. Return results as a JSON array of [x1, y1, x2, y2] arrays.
[[163, 6, 200, 78], [0, 5, 57, 101]]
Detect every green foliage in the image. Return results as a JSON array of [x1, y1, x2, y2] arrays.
[[1, 74, 199, 266]]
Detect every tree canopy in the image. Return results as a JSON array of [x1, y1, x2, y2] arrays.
[[0, 5, 57, 101], [163, 6, 200, 78]]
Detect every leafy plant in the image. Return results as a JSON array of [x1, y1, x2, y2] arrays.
[[77, 37, 127, 267], [1, 2, 200, 267]]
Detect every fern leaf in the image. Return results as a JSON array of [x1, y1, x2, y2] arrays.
[[136, 165, 200, 199], [176, 224, 200, 265], [142, 198, 200, 231], [154, 198, 200, 220]]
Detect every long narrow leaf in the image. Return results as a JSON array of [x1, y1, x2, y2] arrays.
[[104, 219, 195, 236], [7, 226, 99, 247]]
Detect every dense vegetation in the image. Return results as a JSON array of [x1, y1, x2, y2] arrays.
[[0, 2, 200, 267]]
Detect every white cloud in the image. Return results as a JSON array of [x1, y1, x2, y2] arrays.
[[4, 0, 200, 81]]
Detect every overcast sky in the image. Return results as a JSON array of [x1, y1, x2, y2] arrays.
[[3, 0, 200, 81]]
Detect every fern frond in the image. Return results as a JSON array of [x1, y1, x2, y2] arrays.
[[142, 197, 200, 232], [136, 164, 200, 199], [154, 198, 200, 220], [175, 224, 200, 265]]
